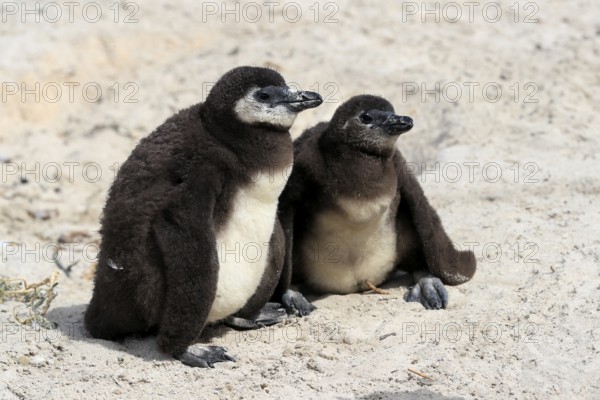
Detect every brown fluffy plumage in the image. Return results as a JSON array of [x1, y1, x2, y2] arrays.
[[275, 95, 476, 310], [85, 66, 322, 366]]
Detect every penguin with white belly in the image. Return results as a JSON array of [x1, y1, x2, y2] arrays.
[[84, 66, 323, 367]]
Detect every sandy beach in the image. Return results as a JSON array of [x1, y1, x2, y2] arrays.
[[1, 0, 599, 398]]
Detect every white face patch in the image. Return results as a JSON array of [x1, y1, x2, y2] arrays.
[[234, 87, 297, 129], [298, 195, 399, 294], [207, 167, 289, 323]]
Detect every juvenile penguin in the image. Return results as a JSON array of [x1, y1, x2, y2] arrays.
[[276, 95, 476, 312], [84, 66, 323, 367]]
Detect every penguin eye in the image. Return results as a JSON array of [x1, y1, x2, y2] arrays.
[[359, 113, 373, 124], [257, 91, 270, 101]]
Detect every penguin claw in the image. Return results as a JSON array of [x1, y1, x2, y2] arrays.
[[282, 289, 316, 317], [254, 302, 288, 325], [225, 303, 287, 330], [405, 277, 448, 310], [176, 345, 235, 368]]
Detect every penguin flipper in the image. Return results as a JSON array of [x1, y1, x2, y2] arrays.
[[395, 153, 477, 286], [153, 180, 220, 358], [272, 160, 316, 319], [225, 303, 287, 330], [272, 177, 298, 302], [404, 271, 448, 310], [175, 345, 235, 368]]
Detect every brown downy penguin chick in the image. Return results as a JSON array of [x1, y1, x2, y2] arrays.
[[276, 95, 476, 312], [84, 66, 323, 368]]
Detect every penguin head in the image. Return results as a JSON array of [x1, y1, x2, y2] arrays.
[[203, 66, 323, 132], [326, 95, 413, 157]]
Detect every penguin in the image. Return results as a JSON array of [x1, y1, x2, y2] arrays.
[[275, 95, 476, 312], [84, 66, 323, 368]]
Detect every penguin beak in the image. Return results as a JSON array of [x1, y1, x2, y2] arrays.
[[279, 90, 323, 112], [372, 111, 413, 135]]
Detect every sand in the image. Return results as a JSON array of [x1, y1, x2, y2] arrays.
[[1, 0, 599, 398]]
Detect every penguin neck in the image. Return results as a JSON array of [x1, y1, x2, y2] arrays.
[[320, 135, 396, 165], [201, 106, 293, 171], [235, 126, 293, 171], [319, 135, 397, 198]]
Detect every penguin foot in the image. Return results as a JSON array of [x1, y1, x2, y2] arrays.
[[175, 345, 235, 368], [225, 303, 287, 330], [405, 277, 448, 310], [282, 289, 316, 317]]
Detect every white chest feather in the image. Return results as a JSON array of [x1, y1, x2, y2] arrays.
[[207, 169, 288, 322], [300, 195, 398, 294]]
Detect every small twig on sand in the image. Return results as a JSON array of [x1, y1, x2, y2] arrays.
[[379, 332, 397, 341], [366, 280, 390, 295], [408, 368, 433, 380]]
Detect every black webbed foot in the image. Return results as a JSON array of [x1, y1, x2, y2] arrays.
[[282, 289, 316, 317], [405, 276, 448, 310], [175, 345, 235, 368], [225, 302, 287, 330]]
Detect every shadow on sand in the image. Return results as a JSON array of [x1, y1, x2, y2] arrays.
[[45, 303, 238, 364], [350, 389, 464, 400]]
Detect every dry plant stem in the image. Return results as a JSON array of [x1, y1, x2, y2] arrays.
[[39, 271, 60, 316], [366, 280, 390, 295], [3, 272, 58, 297], [407, 368, 433, 380], [2, 271, 60, 326]]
